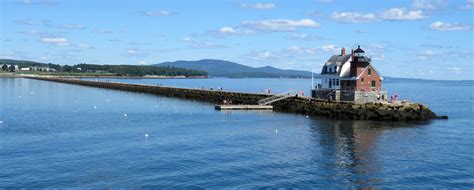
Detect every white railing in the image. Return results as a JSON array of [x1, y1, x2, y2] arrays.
[[258, 90, 298, 105]]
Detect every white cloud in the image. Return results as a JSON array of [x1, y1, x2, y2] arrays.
[[194, 42, 222, 48], [77, 43, 92, 49], [62, 24, 85, 30], [430, 21, 472, 31], [127, 49, 143, 56], [460, 0, 474, 9], [20, 0, 59, 6], [251, 51, 278, 61], [243, 18, 320, 32], [15, 19, 50, 25], [138, 61, 147, 65], [182, 37, 225, 48], [41, 37, 69, 46], [321, 44, 337, 52], [240, 3, 276, 9], [331, 12, 378, 23], [182, 37, 193, 42], [93, 29, 127, 34], [448, 67, 461, 73], [331, 8, 426, 23], [18, 30, 42, 35], [380, 8, 426, 20], [219, 27, 236, 34], [411, 0, 447, 10], [139, 10, 174, 16], [372, 54, 385, 61], [415, 50, 439, 60], [211, 26, 256, 37], [286, 45, 316, 55], [287, 33, 320, 40]]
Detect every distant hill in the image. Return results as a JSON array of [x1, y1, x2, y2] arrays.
[[154, 59, 315, 78], [0, 59, 51, 67]]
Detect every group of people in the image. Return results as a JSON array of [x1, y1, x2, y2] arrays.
[[222, 99, 233, 105], [201, 86, 223, 91], [390, 94, 399, 102]]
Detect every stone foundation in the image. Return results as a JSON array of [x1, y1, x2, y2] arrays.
[[312, 89, 387, 103]]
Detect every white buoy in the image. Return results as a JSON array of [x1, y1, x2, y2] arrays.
[[18, 96, 21, 98], [93, 106, 97, 109], [0, 121, 3, 124], [144, 133, 149, 138], [306, 115, 309, 118], [30, 91, 34, 94], [123, 113, 127, 117], [275, 129, 278, 133]]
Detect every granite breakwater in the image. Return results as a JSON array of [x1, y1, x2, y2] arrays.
[[26, 76, 443, 121]]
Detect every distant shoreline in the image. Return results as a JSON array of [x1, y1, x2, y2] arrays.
[[10, 73, 208, 79], [2, 73, 472, 81]]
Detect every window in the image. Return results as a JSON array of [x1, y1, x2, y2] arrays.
[[336, 79, 339, 86], [371, 80, 376, 87], [368, 68, 372, 76], [361, 78, 364, 82], [329, 68, 332, 73]]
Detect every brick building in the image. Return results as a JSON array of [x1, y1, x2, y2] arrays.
[[312, 46, 387, 102]]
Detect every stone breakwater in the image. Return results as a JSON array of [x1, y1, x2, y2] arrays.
[[27, 77, 443, 121]]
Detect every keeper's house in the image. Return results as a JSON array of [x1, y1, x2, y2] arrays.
[[312, 46, 387, 102]]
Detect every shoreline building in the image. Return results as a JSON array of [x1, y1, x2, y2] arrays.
[[312, 46, 387, 102]]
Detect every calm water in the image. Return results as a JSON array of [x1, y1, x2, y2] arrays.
[[0, 78, 473, 188]]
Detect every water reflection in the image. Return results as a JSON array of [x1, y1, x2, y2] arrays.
[[309, 118, 424, 188]]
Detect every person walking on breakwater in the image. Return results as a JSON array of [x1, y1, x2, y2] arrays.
[[266, 89, 271, 94]]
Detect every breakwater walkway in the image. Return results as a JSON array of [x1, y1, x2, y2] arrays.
[[26, 76, 443, 121]]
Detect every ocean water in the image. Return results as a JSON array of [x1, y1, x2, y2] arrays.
[[0, 77, 473, 188]]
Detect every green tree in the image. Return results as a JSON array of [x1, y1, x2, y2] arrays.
[[8, 65, 15, 72], [63, 65, 72, 72], [1, 64, 7, 71]]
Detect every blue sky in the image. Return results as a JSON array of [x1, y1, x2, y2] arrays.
[[0, 0, 473, 80]]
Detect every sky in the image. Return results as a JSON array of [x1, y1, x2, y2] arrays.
[[0, 0, 473, 80]]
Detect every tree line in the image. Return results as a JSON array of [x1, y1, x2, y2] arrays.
[[74, 63, 208, 77], [0, 59, 208, 77]]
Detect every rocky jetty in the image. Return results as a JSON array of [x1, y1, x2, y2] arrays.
[[26, 76, 442, 121]]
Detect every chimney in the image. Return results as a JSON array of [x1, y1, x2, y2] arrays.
[[351, 49, 354, 61], [341, 47, 346, 56]]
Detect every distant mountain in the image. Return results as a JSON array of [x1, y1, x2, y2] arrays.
[[154, 59, 315, 78]]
